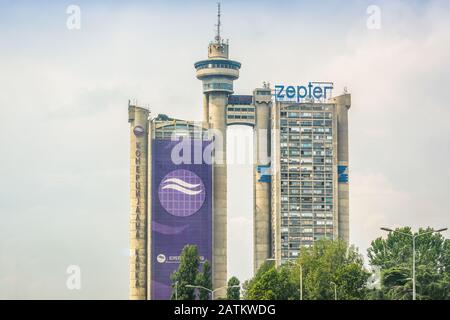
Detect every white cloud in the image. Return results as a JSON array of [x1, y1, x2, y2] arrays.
[[350, 173, 413, 254]]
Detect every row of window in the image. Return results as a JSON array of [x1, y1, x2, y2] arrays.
[[281, 181, 333, 188], [203, 83, 233, 90], [282, 232, 334, 238], [282, 105, 331, 111], [281, 148, 334, 156], [227, 107, 255, 112], [281, 203, 333, 209], [281, 235, 333, 245], [281, 165, 333, 171], [281, 202, 333, 209], [281, 216, 333, 223], [281, 126, 332, 134], [282, 230, 335, 237], [196, 63, 239, 70], [282, 190, 334, 197], [280, 211, 332, 218], [280, 195, 333, 201], [227, 114, 255, 120], [281, 135, 333, 141], [281, 112, 332, 119], [281, 219, 333, 227], [280, 173, 334, 180], [281, 204, 334, 211], [281, 239, 333, 250], [281, 212, 333, 218], [281, 211, 333, 221], [284, 120, 333, 126], [281, 227, 334, 235], [282, 239, 332, 249], [282, 232, 334, 242], [282, 142, 333, 148], [281, 157, 333, 165], [281, 155, 333, 161], [281, 158, 333, 166]]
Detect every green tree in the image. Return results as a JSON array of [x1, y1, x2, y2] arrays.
[[297, 240, 370, 300], [244, 264, 297, 300], [196, 260, 212, 300], [244, 240, 370, 300], [227, 276, 241, 300], [368, 227, 450, 300], [170, 245, 200, 300], [242, 260, 274, 299]]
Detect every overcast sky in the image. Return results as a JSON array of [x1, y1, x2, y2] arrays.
[[1, 0, 449, 299]]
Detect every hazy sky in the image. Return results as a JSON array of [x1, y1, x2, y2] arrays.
[[1, 0, 449, 299]]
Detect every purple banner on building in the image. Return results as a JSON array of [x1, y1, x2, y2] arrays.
[[151, 139, 212, 300]]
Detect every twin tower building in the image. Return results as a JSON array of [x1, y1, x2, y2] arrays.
[[128, 7, 351, 300]]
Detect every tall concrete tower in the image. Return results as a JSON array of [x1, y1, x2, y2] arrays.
[[271, 91, 352, 264], [333, 93, 351, 243], [128, 103, 150, 300], [253, 87, 272, 273], [194, 3, 241, 295]]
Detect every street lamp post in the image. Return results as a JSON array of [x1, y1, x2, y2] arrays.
[[174, 281, 178, 300], [185, 285, 240, 300], [380, 227, 448, 300], [299, 264, 303, 301], [266, 258, 303, 300]]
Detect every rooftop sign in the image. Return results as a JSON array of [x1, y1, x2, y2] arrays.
[[274, 82, 333, 103]]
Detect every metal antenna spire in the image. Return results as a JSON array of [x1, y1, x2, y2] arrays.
[[215, 2, 221, 43]]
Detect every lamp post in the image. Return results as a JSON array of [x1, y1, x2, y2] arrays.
[[266, 258, 303, 300], [174, 281, 178, 300], [380, 227, 448, 300], [330, 281, 337, 300], [185, 285, 240, 300]]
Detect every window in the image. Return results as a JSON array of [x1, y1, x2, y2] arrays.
[[301, 112, 312, 118]]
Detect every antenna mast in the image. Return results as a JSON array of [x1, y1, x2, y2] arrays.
[[215, 2, 221, 43]]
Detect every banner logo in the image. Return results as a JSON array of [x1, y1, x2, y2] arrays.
[[156, 254, 166, 263], [133, 125, 145, 137], [158, 169, 206, 217]]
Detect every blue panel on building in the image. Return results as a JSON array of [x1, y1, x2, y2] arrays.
[[338, 166, 349, 183], [257, 165, 271, 183]]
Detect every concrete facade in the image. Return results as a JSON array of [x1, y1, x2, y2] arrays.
[[195, 35, 240, 296], [127, 6, 351, 299], [270, 95, 351, 264], [128, 104, 150, 300], [333, 94, 351, 243], [253, 88, 272, 273]]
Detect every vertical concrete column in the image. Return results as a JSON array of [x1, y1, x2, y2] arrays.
[[271, 102, 282, 266], [208, 93, 228, 297], [128, 105, 149, 300], [333, 94, 351, 243], [147, 120, 153, 300], [203, 93, 210, 125], [253, 101, 272, 273]]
